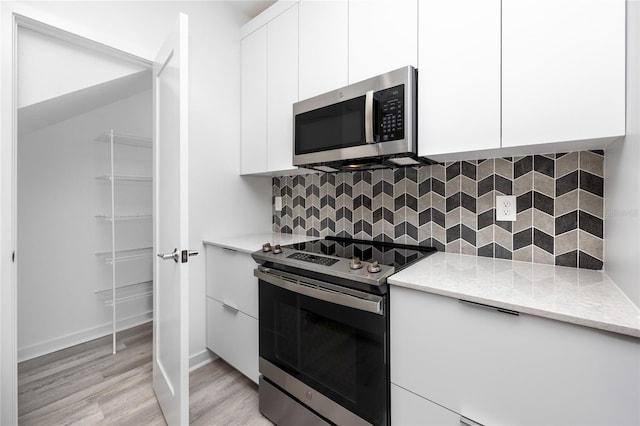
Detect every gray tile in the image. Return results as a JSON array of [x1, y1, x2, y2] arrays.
[[579, 151, 604, 177], [578, 190, 603, 219], [555, 190, 578, 217], [534, 173, 554, 198], [533, 245, 554, 265], [514, 173, 533, 196], [533, 209, 554, 236], [446, 238, 461, 254], [477, 159, 494, 181], [477, 226, 494, 248], [460, 239, 477, 256], [556, 152, 578, 178], [477, 192, 494, 215], [555, 229, 578, 255], [461, 176, 477, 198], [513, 246, 533, 262], [494, 158, 513, 180], [578, 230, 603, 262], [461, 208, 477, 231], [495, 226, 513, 251]]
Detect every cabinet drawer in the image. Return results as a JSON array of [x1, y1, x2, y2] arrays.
[[205, 245, 258, 318], [391, 383, 461, 426], [206, 297, 258, 384], [390, 286, 640, 425]]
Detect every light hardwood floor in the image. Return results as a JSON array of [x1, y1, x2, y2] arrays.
[[18, 322, 272, 425]]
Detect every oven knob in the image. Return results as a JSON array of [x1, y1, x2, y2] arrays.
[[367, 260, 381, 273], [262, 243, 272, 252], [350, 256, 363, 270], [272, 244, 282, 254]]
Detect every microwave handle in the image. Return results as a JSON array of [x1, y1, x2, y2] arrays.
[[365, 90, 375, 143]]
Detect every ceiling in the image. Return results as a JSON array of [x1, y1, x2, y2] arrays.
[[227, 0, 277, 20]]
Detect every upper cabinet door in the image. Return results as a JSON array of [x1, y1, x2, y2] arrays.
[[299, 0, 348, 100], [267, 4, 299, 173], [240, 26, 268, 174], [348, 0, 418, 84], [502, 0, 625, 147], [418, 0, 501, 157]]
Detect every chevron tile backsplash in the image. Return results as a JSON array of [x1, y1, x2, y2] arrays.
[[272, 151, 605, 270]]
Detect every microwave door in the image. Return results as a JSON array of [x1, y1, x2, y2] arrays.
[[294, 95, 380, 166]]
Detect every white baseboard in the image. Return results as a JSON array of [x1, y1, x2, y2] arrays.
[[17, 311, 153, 363], [189, 349, 218, 372]]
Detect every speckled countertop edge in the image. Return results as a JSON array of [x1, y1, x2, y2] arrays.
[[388, 252, 640, 338]]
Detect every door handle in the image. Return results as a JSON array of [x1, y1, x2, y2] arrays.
[[181, 249, 198, 263], [157, 248, 179, 263]]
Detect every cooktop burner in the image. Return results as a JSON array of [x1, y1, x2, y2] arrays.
[[285, 236, 436, 271]]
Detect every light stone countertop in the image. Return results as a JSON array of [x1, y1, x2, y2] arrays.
[[202, 232, 318, 254], [388, 252, 640, 338]]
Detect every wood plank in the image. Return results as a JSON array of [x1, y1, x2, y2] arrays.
[[18, 322, 272, 425]]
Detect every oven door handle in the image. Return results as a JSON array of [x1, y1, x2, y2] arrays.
[[255, 268, 384, 315]]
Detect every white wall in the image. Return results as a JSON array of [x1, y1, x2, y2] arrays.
[[605, 0, 640, 306], [18, 90, 153, 361], [18, 26, 146, 109], [1, 3, 271, 422]]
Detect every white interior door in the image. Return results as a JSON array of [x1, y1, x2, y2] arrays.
[[152, 13, 190, 426]]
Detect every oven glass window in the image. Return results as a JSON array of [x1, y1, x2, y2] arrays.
[[295, 96, 366, 154], [260, 280, 388, 425]]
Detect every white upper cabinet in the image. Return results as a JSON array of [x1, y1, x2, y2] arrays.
[[240, 26, 268, 175], [267, 4, 299, 172], [348, 0, 418, 84], [417, 0, 501, 158], [299, 0, 348, 100], [502, 0, 625, 147]]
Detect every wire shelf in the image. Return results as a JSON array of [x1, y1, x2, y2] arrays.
[[95, 214, 152, 222], [95, 131, 152, 148], [96, 174, 152, 182], [95, 247, 153, 264]]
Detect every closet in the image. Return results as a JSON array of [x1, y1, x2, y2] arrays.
[[17, 26, 153, 361]]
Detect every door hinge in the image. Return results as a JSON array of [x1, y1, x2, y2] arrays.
[[12, 251, 15, 263]]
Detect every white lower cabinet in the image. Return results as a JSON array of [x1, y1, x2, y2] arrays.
[[205, 244, 259, 384], [390, 286, 640, 425], [392, 384, 460, 426], [206, 297, 258, 384]]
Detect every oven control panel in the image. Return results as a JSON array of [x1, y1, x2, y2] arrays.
[[287, 252, 339, 267]]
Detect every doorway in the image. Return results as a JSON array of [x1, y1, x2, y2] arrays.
[[15, 21, 154, 416]]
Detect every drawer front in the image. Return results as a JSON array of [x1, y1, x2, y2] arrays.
[[390, 286, 640, 425], [206, 245, 259, 318], [206, 297, 258, 384], [391, 383, 461, 426]]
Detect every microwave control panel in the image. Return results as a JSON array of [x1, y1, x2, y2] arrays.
[[376, 84, 404, 142]]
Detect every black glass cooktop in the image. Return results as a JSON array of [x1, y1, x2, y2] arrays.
[[284, 236, 436, 271]]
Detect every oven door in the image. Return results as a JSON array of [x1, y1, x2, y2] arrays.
[[256, 268, 389, 426]]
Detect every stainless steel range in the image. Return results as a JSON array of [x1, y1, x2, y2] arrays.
[[252, 236, 436, 426]]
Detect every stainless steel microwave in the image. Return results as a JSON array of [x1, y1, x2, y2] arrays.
[[293, 66, 428, 172]]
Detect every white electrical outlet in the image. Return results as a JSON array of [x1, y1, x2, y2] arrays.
[[275, 196, 283, 212], [496, 195, 517, 221]]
